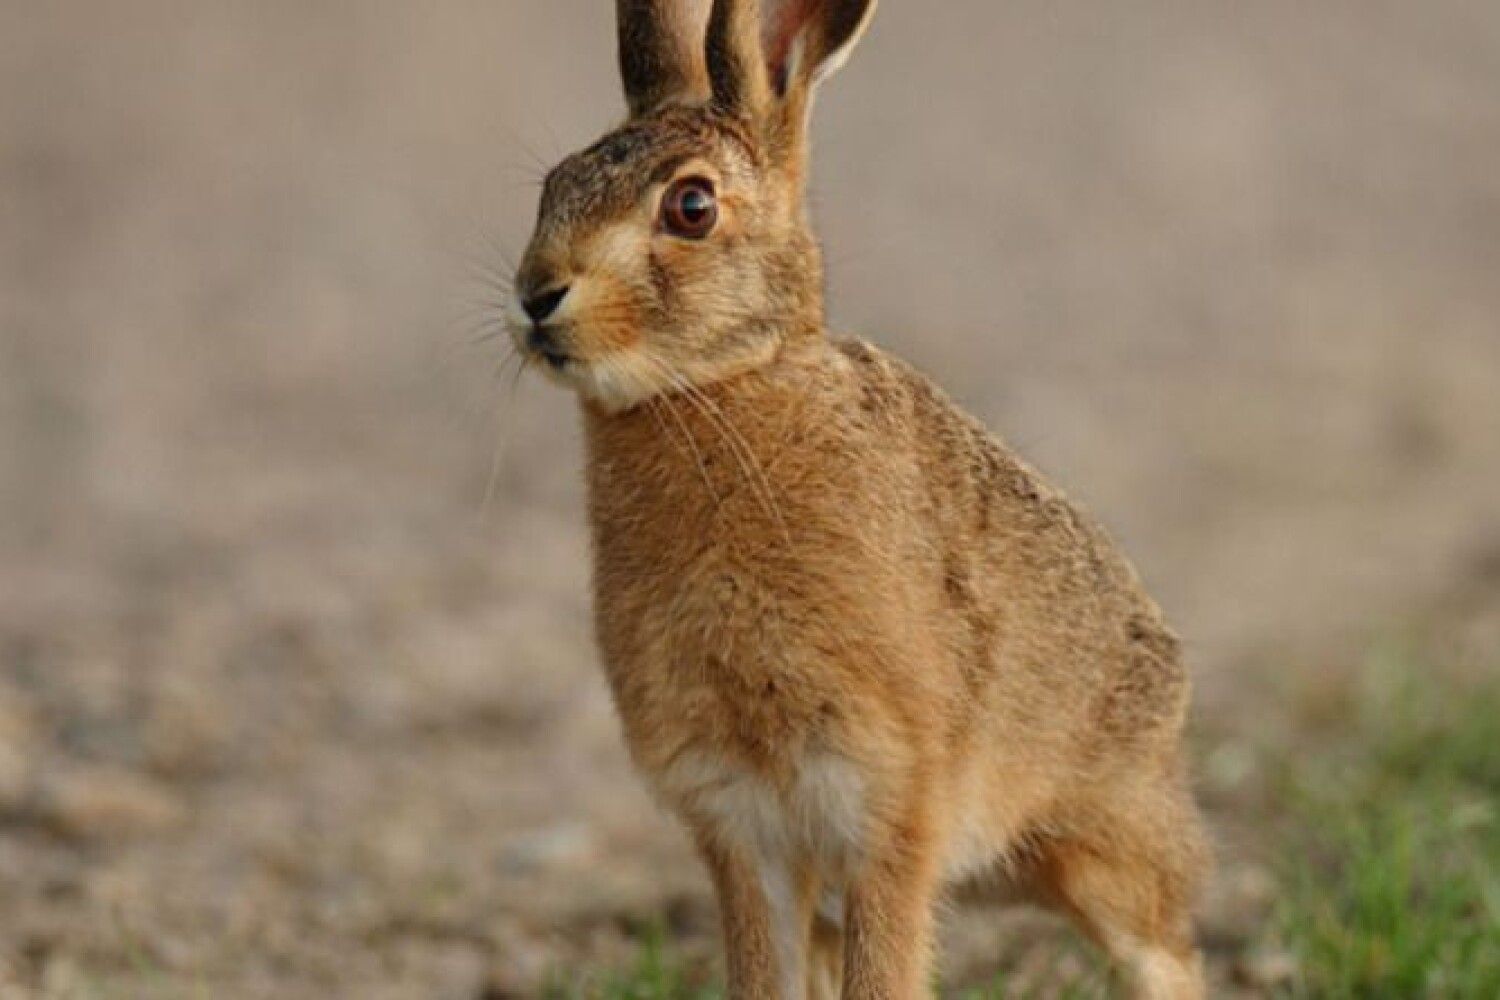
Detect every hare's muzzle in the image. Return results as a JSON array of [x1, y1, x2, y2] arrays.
[[513, 284, 573, 369], [525, 325, 570, 370]]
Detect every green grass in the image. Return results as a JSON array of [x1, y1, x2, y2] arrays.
[[1269, 650, 1499, 998], [555, 649, 1499, 998], [541, 931, 718, 1000]]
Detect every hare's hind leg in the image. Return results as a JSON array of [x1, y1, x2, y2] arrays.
[[1027, 783, 1208, 1000]]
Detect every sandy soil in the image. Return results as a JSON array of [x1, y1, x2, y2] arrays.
[[2, 1, 1498, 996]]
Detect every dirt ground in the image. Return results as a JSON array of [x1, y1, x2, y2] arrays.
[[2, 1, 1498, 996]]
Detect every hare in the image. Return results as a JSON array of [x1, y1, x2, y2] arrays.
[[506, 1, 1209, 997]]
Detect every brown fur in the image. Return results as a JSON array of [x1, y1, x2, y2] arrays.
[[509, 2, 1208, 997]]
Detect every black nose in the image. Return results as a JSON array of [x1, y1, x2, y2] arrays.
[[522, 285, 569, 325]]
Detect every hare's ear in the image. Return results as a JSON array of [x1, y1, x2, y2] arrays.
[[761, 0, 877, 99], [704, 0, 775, 117], [618, 0, 713, 118], [705, 0, 876, 152]]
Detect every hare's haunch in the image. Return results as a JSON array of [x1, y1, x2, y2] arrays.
[[506, 2, 1208, 997]]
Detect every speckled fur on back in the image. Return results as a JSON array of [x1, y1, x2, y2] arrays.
[[508, 2, 1208, 998]]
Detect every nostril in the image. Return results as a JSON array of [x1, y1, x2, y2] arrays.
[[522, 285, 570, 325]]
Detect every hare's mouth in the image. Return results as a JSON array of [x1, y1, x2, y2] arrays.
[[533, 342, 572, 370], [505, 295, 576, 371], [509, 318, 574, 371], [525, 329, 593, 384]]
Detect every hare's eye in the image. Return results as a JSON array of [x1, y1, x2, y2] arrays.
[[660, 177, 718, 240]]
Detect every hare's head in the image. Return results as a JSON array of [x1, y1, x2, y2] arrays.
[[509, 0, 877, 410]]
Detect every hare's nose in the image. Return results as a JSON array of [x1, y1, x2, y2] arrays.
[[522, 285, 570, 325]]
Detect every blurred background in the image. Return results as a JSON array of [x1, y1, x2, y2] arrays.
[[2, 1, 1497, 997]]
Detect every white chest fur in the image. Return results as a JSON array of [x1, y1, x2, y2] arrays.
[[653, 751, 866, 997], [655, 750, 867, 867]]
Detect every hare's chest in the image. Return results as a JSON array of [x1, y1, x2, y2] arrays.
[[598, 551, 796, 671], [595, 556, 851, 764], [652, 749, 868, 870]]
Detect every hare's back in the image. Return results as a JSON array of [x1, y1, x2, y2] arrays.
[[831, 337, 1190, 739]]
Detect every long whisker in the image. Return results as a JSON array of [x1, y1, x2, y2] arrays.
[[654, 390, 723, 512], [481, 348, 532, 518], [646, 393, 722, 511], [691, 392, 792, 551], [670, 368, 790, 539], [504, 346, 529, 395], [644, 358, 792, 549], [656, 369, 863, 665], [593, 354, 721, 511], [645, 361, 760, 509]]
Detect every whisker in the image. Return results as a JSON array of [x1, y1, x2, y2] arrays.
[[472, 319, 519, 347], [621, 359, 725, 511], [506, 350, 531, 397], [481, 350, 534, 518], [649, 383, 723, 512], [494, 120, 554, 178], [643, 358, 792, 550], [671, 370, 790, 540], [480, 238, 520, 281]]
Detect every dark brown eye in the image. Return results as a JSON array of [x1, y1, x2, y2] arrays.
[[660, 177, 719, 239]]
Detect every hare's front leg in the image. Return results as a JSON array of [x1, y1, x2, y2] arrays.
[[807, 886, 845, 1000], [697, 835, 813, 999], [841, 819, 943, 999]]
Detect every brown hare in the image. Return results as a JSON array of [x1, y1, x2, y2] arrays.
[[505, 1, 1209, 996]]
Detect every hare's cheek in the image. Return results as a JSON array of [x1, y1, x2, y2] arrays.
[[588, 220, 652, 276], [647, 237, 723, 308], [583, 274, 646, 353]]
